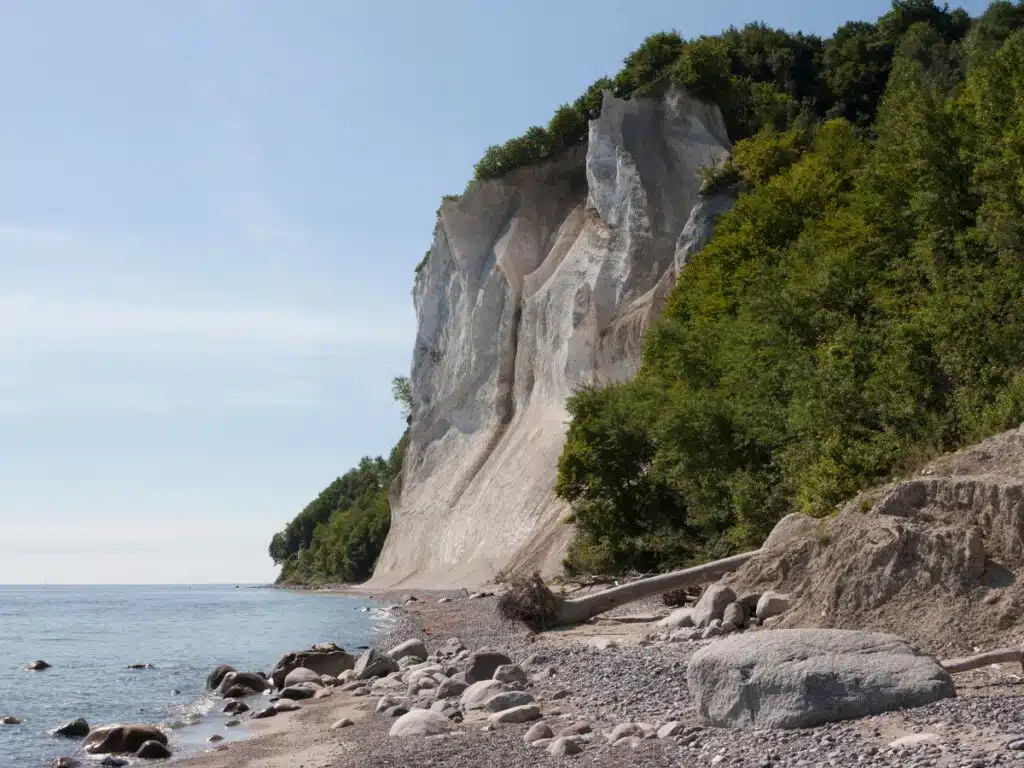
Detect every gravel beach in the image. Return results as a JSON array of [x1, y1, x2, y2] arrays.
[[170, 589, 1024, 768]]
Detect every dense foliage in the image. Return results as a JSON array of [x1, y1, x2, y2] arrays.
[[472, 1, 979, 181], [269, 380, 409, 585], [557, 1, 1024, 575]]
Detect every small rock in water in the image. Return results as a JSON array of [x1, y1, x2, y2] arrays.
[[135, 740, 172, 759], [170, 689, 180, 696], [53, 759, 81, 768], [223, 701, 249, 715], [26, 659, 51, 671], [207, 734, 224, 743], [99, 757, 128, 768], [53, 718, 89, 737], [224, 719, 241, 727], [1, 715, 23, 725], [127, 663, 154, 670], [331, 718, 355, 729]]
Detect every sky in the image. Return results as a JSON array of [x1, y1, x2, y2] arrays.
[[0, 0, 992, 584]]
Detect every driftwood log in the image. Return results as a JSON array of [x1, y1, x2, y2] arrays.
[[498, 550, 759, 630], [940, 645, 1024, 674]]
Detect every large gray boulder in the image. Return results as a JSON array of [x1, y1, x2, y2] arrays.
[[388, 639, 428, 663], [217, 671, 270, 695], [84, 725, 168, 755], [692, 584, 736, 628], [465, 651, 512, 683], [388, 709, 457, 737], [353, 649, 399, 680], [270, 643, 355, 689], [460, 680, 505, 710], [687, 629, 955, 729], [283, 667, 322, 687]]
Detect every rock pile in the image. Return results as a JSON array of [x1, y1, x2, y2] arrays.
[[654, 582, 792, 642]]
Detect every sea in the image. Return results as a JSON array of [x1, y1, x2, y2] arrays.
[[0, 584, 387, 767]]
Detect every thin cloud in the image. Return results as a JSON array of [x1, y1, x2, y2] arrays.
[[0, 294, 414, 354], [0, 224, 75, 246]]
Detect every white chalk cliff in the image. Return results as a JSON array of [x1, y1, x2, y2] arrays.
[[371, 86, 734, 588]]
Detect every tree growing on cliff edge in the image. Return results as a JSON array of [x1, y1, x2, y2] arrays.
[[557, 5, 1024, 575]]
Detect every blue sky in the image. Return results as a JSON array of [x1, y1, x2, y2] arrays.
[[0, 0, 991, 584]]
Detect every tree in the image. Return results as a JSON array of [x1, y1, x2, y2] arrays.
[[391, 376, 412, 419]]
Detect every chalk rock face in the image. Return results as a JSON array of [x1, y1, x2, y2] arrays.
[[687, 629, 955, 729], [372, 86, 732, 588]]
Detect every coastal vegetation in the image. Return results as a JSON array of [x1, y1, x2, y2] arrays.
[[268, 385, 409, 585], [274, 0, 1024, 585], [558, 1, 1024, 574]]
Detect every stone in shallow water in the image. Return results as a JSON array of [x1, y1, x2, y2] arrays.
[[53, 718, 89, 738], [135, 740, 172, 759], [688, 629, 955, 729]]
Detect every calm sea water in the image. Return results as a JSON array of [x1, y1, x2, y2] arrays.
[[0, 584, 387, 767]]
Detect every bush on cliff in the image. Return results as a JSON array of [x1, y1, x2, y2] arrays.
[[558, 8, 1024, 574], [472, 2, 977, 182]]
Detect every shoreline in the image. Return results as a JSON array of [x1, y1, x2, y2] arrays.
[[171, 591, 1024, 768]]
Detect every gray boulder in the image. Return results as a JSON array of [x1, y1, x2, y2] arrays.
[[489, 704, 540, 724], [483, 691, 534, 712], [656, 607, 694, 630], [283, 667, 322, 687], [354, 649, 399, 680], [53, 718, 90, 738], [205, 665, 235, 691], [272, 699, 301, 713], [755, 591, 791, 621], [435, 678, 468, 699], [524, 722, 554, 743], [84, 725, 167, 755], [134, 740, 171, 759], [692, 584, 736, 628], [492, 664, 528, 686], [548, 737, 582, 756], [722, 601, 746, 628], [388, 709, 456, 737], [687, 629, 955, 729], [460, 680, 505, 710], [388, 639, 428, 662], [221, 685, 259, 699], [217, 671, 269, 695], [278, 684, 318, 700], [270, 643, 355, 689], [465, 651, 512, 683]]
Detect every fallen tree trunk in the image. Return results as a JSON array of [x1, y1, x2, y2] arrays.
[[499, 550, 760, 630], [940, 646, 1024, 674]]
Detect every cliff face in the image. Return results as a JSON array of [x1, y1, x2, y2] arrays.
[[371, 87, 733, 588]]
